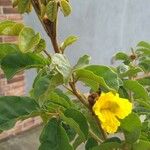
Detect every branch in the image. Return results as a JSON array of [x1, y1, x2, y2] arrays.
[[135, 73, 150, 80], [31, 0, 60, 53], [69, 81, 89, 108]]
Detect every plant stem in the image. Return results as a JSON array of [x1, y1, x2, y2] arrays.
[[94, 115, 107, 140], [43, 50, 51, 59], [31, 0, 60, 53], [69, 81, 89, 108], [89, 130, 103, 143]]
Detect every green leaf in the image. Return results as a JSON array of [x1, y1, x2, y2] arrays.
[[0, 43, 19, 61], [39, 118, 73, 150], [1, 52, 47, 79], [137, 77, 150, 86], [85, 112, 102, 138], [85, 137, 98, 150], [74, 55, 91, 70], [137, 41, 150, 49], [62, 122, 76, 142], [32, 75, 51, 99], [139, 59, 150, 72], [120, 67, 143, 78], [19, 27, 41, 52], [60, 112, 86, 142], [41, 4, 46, 18], [52, 54, 72, 82], [85, 65, 120, 91], [60, 35, 78, 51], [18, 0, 31, 13], [76, 65, 119, 92], [47, 89, 72, 108], [121, 113, 142, 143], [32, 73, 64, 105], [113, 52, 130, 64], [93, 141, 121, 150], [0, 20, 24, 35], [34, 39, 46, 53], [64, 109, 89, 139], [0, 96, 39, 131], [133, 140, 150, 150], [124, 80, 149, 101], [76, 69, 112, 92], [136, 48, 150, 56], [46, 1, 58, 22], [60, 0, 72, 16]]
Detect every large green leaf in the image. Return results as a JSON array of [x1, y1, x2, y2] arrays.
[[0, 43, 19, 61], [19, 27, 41, 52], [39, 118, 73, 150], [133, 140, 150, 150], [32, 73, 64, 102], [76, 65, 119, 92], [1, 52, 47, 79], [47, 89, 72, 108], [85, 65, 120, 90], [0, 20, 24, 35], [120, 113, 142, 143], [51, 54, 72, 82], [0, 96, 39, 131], [60, 0, 72, 16], [124, 80, 149, 101], [64, 109, 89, 140], [46, 1, 58, 22]]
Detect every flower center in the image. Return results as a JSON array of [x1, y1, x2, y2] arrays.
[[101, 101, 119, 113]]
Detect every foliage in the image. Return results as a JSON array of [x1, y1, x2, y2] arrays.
[[0, 0, 150, 149]]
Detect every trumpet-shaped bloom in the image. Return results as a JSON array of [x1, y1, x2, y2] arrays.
[[93, 92, 132, 133]]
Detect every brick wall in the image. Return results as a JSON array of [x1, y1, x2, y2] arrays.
[[0, 0, 42, 141]]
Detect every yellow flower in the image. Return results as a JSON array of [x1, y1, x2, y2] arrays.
[[93, 92, 132, 133]]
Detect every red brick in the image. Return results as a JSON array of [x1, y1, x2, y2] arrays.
[[0, 0, 12, 6], [3, 7, 18, 14]]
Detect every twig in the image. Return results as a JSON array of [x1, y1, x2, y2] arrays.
[[43, 50, 51, 59], [69, 81, 89, 108]]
